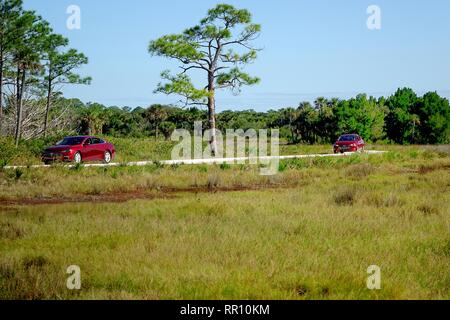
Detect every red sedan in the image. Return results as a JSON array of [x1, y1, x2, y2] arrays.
[[333, 134, 365, 154], [42, 136, 116, 165]]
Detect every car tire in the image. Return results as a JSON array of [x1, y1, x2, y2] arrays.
[[74, 152, 82, 164], [103, 151, 112, 164]]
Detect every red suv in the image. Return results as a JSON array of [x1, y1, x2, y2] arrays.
[[42, 136, 116, 165], [334, 134, 365, 153]]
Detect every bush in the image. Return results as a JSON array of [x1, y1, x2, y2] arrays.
[[71, 163, 84, 172], [278, 161, 288, 172], [0, 137, 18, 165], [220, 163, 231, 170], [0, 136, 65, 166]]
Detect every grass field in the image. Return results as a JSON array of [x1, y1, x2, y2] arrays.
[[0, 144, 449, 299]]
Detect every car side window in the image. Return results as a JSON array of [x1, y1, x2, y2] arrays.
[[84, 138, 92, 146]]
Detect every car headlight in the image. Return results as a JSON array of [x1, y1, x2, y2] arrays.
[[62, 149, 72, 153]]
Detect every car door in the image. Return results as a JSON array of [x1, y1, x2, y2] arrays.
[[356, 136, 365, 149], [82, 138, 94, 161], [358, 136, 364, 147], [91, 137, 105, 161]]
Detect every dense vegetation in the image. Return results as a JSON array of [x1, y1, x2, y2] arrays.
[[5, 87, 447, 143]]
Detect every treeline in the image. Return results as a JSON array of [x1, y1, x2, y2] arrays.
[[0, 0, 90, 145], [288, 88, 450, 144], [16, 87, 446, 145]]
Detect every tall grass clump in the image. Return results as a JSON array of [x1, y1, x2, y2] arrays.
[[344, 163, 375, 178], [333, 186, 357, 206]]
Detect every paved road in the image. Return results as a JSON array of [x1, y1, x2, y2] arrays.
[[3, 150, 386, 170]]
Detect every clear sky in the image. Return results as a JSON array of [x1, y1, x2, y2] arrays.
[[24, 0, 450, 111]]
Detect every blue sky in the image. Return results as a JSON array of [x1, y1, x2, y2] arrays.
[[24, 0, 450, 111]]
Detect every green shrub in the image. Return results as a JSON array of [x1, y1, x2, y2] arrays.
[[278, 161, 288, 172], [71, 163, 84, 172], [0, 137, 18, 165], [220, 163, 231, 170]]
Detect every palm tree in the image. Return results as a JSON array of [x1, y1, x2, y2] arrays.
[[410, 114, 420, 144], [296, 102, 319, 143], [281, 107, 299, 143], [314, 97, 328, 110], [80, 103, 106, 135], [146, 104, 168, 139]]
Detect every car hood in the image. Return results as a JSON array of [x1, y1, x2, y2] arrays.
[[335, 141, 356, 146], [44, 145, 76, 152]]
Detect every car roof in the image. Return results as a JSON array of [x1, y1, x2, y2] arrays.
[[65, 136, 95, 139]]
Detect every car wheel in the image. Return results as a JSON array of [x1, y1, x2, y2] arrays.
[[74, 152, 82, 164], [103, 151, 112, 164]]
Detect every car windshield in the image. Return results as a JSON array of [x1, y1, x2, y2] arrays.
[[339, 135, 357, 142], [56, 137, 85, 146]]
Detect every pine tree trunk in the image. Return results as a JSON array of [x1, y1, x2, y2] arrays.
[[44, 76, 52, 137], [15, 67, 26, 147], [0, 51, 3, 133], [208, 71, 217, 156]]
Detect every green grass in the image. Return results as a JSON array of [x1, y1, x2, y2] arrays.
[[0, 145, 449, 299]]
